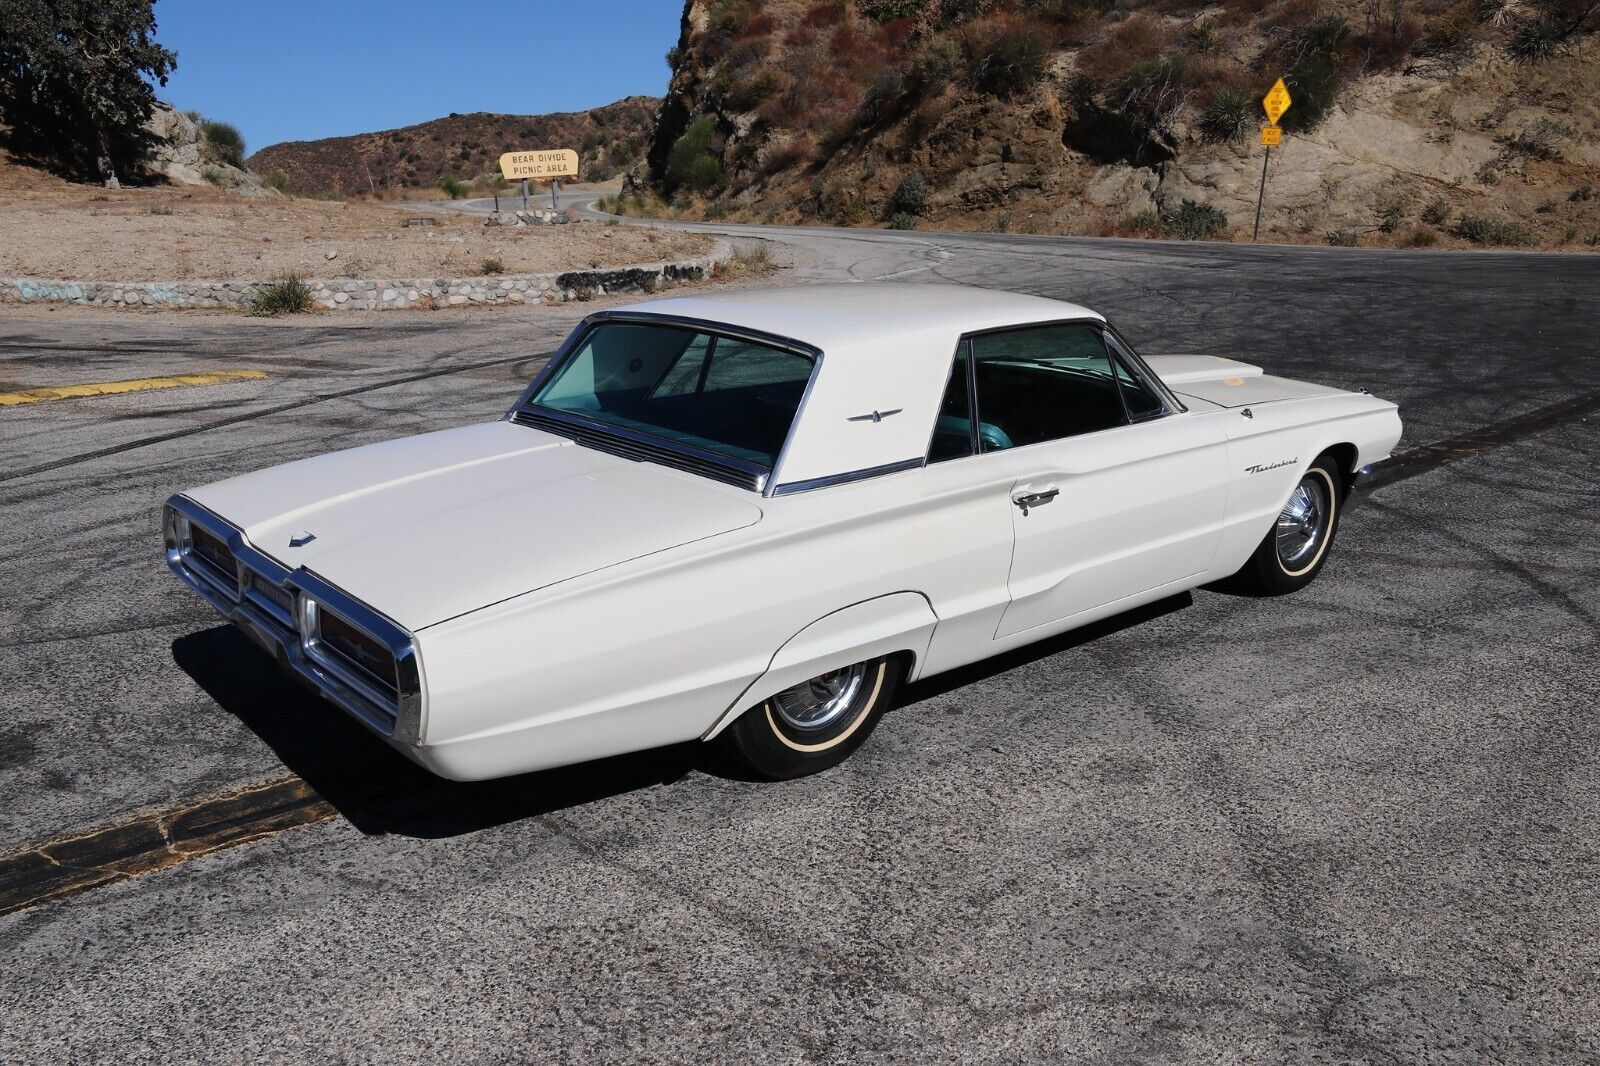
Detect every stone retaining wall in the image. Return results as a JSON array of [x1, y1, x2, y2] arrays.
[[0, 243, 729, 313]]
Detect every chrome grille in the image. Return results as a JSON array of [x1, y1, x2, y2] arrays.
[[165, 496, 422, 743], [243, 571, 295, 630]]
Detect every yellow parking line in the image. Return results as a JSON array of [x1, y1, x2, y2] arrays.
[[0, 370, 268, 408]]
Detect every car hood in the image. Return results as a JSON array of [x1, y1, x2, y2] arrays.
[[186, 421, 763, 630], [1145, 355, 1345, 409]]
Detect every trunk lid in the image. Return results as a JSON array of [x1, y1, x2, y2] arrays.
[[188, 421, 763, 629]]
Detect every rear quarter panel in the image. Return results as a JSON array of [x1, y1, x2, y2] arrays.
[[410, 465, 1014, 778]]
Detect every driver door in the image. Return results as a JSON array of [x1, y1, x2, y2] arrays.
[[930, 323, 1228, 640]]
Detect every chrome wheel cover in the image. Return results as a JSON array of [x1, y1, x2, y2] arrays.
[[1276, 475, 1329, 568], [771, 663, 868, 733]]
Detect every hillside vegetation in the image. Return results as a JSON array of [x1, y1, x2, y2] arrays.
[[634, 0, 1600, 247], [249, 96, 658, 196]]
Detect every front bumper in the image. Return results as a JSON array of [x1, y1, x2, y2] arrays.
[[1343, 463, 1379, 513], [164, 495, 424, 745]]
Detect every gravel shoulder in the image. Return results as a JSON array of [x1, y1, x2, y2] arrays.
[[0, 167, 711, 283]]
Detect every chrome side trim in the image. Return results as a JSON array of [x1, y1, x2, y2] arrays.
[[771, 457, 926, 496], [163, 495, 423, 745]]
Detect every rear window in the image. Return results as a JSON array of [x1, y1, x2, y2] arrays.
[[528, 321, 815, 470]]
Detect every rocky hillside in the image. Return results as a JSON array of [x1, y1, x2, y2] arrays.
[[637, 0, 1600, 248], [248, 97, 658, 196]]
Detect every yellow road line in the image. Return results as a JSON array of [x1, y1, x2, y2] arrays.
[[0, 370, 268, 408]]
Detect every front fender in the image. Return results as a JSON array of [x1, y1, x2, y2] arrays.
[[701, 592, 938, 740]]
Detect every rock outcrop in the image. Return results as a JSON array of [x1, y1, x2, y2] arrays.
[[144, 103, 270, 195], [638, 1, 1600, 247]]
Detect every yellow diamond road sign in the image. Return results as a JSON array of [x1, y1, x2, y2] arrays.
[[1260, 125, 1282, 147], [499, 149, 579, 182], [1262, 78, 1292, 126]]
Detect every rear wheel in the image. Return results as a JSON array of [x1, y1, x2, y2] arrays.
[[1232, 455, 1343, 595], [717, 656, 899, 780]]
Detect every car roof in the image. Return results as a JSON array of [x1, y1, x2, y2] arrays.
[[610, 283, 1102, 353], [598, 283, 1107, 493]]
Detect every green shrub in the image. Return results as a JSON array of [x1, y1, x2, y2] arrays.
[[863, 68, 908, 123], [891, 170, 928, 215], [1499, 119, 1568, 161], [1196, 88, 1252, 143], [250, 275, 313, 317], [1294, 14, 1352, 57], [1187, 19, 1220, 52], [1281, 57, 1341, 132], [1571, 184, 1595, 202], [1160, 199, 1227, 240], [665, 116, 723, 195], [261, 172, 288, 193], [912, 34, 966, 89], [438, 176, 470, 199], [1325, 228, 1359, 246], [888, 211, 917, 230], [1376, 203, 1405, 233], [479, 257, 504, 275], [1421, 198, 1450, 225], [199, 120, 246, 167], [201, 164, 229, 187], [1453, 215, 1535, 245], [1508, 14, 1563, 60], [970, 20, 1051, 97]]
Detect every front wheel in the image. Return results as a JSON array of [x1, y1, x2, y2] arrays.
[[716, 656, 900, 780], [1231, 456, 1343, 596]]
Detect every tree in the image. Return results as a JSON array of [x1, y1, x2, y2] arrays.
[[0, 0, 177, 187]]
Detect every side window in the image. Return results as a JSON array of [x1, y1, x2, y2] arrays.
[[969, 323, 1127, 448], [702, 339, 812, 392], [1105, 333, 1166, 422], [928, 346, 975, 463], [650, 335, 713, 398]]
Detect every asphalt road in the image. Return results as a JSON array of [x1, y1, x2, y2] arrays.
[[1, 222, 1597, 1063]]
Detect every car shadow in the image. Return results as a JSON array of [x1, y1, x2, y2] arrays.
[[893, 591, 1193, 707], [172, 626, 702, 840], [172, 591, 1192, 839]]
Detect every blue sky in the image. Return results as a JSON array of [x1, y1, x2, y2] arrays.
[[153, 0, 681, 155]]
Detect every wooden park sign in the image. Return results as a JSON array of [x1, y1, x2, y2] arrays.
[[498, 149, 579, 182]]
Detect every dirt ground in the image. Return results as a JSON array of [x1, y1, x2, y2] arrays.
[[0, 164, 710, 282]]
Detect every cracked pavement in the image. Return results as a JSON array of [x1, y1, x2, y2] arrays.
[[1, 224, 1597, 1062]]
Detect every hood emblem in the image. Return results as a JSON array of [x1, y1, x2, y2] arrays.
[[288, 531, 317, 548], [847, 408, 903, 423]]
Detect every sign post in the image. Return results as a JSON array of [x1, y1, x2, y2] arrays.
[[521, 179, 529, 211], [1253, 78, 1293, 242]]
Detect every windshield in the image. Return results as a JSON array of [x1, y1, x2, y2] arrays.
[[527, 321, 815, 471]]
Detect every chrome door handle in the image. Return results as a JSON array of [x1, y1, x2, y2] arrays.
[[1013, 488, 1059, 515]]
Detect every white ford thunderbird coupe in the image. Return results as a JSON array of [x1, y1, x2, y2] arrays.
[[165, 284, 1402, 780]]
